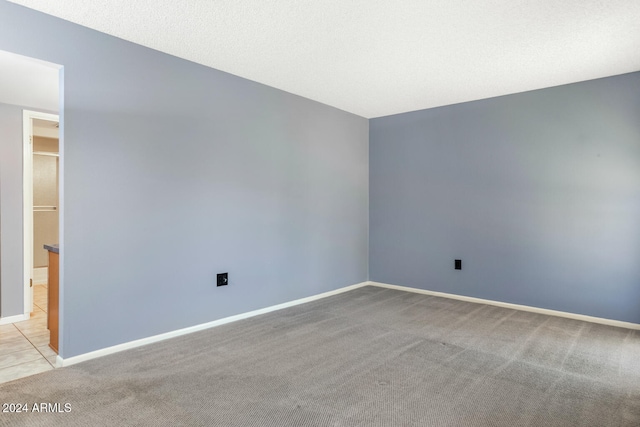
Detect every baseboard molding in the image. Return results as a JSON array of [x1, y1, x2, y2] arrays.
[[58, 281, 370, 367], [0, 313, 30, 325], [368, 281, 640, 331], [33, 267, 48, 285]]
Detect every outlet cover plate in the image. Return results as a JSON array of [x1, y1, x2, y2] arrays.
[[217, 272, 228, 287]]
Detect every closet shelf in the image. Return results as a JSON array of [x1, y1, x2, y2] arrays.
[[33, 151, 59, 157]]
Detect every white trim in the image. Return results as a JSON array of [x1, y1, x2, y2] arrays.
[[23, 110, 59, 317], [23, 111, 33, 314], [33, 267, 48, 285], [368, 281, 640, 330], [0, 313, 30, 325], [57, 282, 369, 367]]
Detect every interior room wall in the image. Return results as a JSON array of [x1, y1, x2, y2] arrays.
[[0, 102, 24, 318], [370, 71, 640, 323], [0, 2, 369, 357]]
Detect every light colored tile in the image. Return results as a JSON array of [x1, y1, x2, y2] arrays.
[[14, 319, 47, 331], [21, 323, 48, 333], [26, 334, 50, 347], [22, 321, 47, 329], [0, 358, 53, 384], [0, 331, 31, 341], [29, 323, 48, 333], [14, 316, 47, 330], [14, 326, 47, 337], [27, 335, 50, 347], [0, 324, 19, 333], [14, 318, 46, 329], [0, 347, 43, 369], [22, 329, 50, 340], [37, 345, 57, 360], [0, 334, 24, 345], [0, 328, 23, 339], [33, 305, 48, 314], [0, 338, 34, 356], [30, 310, 46, 319], [14, 328, 47, 340], [0, 302, 58, 385], [46, 355, 58, 366]]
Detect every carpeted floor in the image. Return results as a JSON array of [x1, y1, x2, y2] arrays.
[[1, 285, 639, 426]]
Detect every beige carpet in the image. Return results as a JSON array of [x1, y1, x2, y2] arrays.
[[1, 285, 639, 426]]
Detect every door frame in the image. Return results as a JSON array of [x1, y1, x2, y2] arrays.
[[23, 110, 59, 315]]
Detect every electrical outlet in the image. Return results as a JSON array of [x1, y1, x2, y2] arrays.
[[217, 272, 228, 287], [454, 260, 462, 270]]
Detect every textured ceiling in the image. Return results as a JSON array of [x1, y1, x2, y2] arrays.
[[7, 0, 640, 118]]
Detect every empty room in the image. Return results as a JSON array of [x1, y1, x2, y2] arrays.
[[1, 1, 639, 426]]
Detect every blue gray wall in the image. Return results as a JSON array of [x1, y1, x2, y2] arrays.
[[0, 102, 24, 317], [370, 72, 640, 323], [0, 1, 368, 357]]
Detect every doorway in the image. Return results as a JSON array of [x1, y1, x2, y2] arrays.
[[0, 49, 60, 326], [24, 113, 60, 308], [0, 51, 64, 382]]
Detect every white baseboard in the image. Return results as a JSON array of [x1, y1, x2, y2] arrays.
[[0, 313, 30, 325], [57, 279, 639, 367], [58, 281, 369, 367], [368, 281, 640, 331], [33, 267, 48, 285]]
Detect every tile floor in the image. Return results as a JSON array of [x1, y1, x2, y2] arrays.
[[0, 285, 57, 384]]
